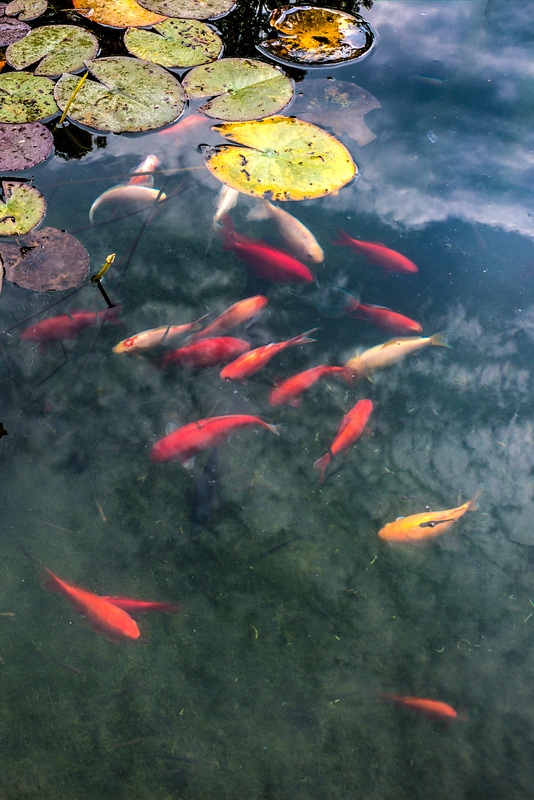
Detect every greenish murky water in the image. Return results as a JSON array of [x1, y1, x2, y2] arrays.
[[2, 1, 534, 798]]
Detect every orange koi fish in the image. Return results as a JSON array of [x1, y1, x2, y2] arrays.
[[102, 597, 182, 615], [161, 336, 250, 369], [126, 154, 159, 186], [333, 229, 418, 274], [150, 414, 280, 467], [378, 491, 481, 543], [192, 296, 268, 341], [89, 155, 165, 222], [156, 113, 211, 140], [336, 289, 422, 334], [20, 306, 122, 353], [42, 566, 140, 643], [269, 365, 352, 407], [113, 315, 207, 354], [344, 332, 449, 379], [381, 694, 461, 723], [314, 399, 373, 483], [220, 329, 317, 382]]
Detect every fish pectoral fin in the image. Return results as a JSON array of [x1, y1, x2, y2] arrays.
[[418, 519, 454, 528]]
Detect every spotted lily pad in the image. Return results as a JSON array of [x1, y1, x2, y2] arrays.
[[0, 180, 46, 235], [6, 24, 99, 76], [1, 226, 90, 291], [137, 0, 234, 20], [0, 71, 58, 121], [0, 14, 29, 46], [5, 0, 48, 21], [54, 56, 186, 133], [72, 0, 165, 29], [182, 58, 293, 121], [204, 115, 356, 201], [257, 6, 374, 68], [124, 18, 222, 68], [0, 121, 53, 169]]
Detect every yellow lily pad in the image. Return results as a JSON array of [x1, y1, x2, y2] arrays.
[[203, 115, 357, 201], [72, 0, 166, 29], [124, 18, 222, 68], [0, 180, 46, 235], [257, 5, 375, 68]]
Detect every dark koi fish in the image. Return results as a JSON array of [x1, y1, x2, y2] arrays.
[[20, 306, 122, 353]]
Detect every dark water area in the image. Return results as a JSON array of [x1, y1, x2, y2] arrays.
[[2, 1, 534, 798]]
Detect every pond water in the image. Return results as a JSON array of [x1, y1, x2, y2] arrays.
[[2, 0, 534, 798]]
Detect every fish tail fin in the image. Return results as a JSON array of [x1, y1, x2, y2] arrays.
[[41, 565, 63, 593], [332, 229, 355, 248], [430, 331, 452, 348], [101, 304, 122, 322], [264, 422, 281, 436], [467, 487, 483, 512], [220, 213, 236, 250], [289, 328, 319, 347], [338, 366, 356, 385], [313, 453, 330, 484]]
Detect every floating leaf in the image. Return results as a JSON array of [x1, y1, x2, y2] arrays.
[[6, 24, 99, 76], [72, 0, 165, 29], [204, 115, 356, 201], [182, 58, 293, 121], [124, 18, 222, 68], [0, 14, 29, 46], [291, 78, 380, 146], [54, 56, 186, 133], [0, 121, 53, 169], [257, 6, 374, 68], [0, 71, 58, 122], [136, 0, 234, 21], [5, 0, 48, 21], [0, 180, 46, 235], [1, 226, 90, 291]]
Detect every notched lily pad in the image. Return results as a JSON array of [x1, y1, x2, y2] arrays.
[[6, 24, 99, 76], [0, 14, 29, 46], [182, 58, 293, 121], [124, 17, 222, 68], [5, 0, 48, 21], [54, 56, 186, 133], [0, 71, 58, 122], [136, 0, 235, 21], [1, 226, 90, 291], [0, 121, 53, 169], [72, 0, 166, 29], [204, 115, 357, 201], [257, 6, 374, 67], [0, 180, 46, 235]]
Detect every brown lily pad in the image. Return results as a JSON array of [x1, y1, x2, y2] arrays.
[[0, 14, 29, 45], [5, 0, 48, 21], [1, 226, 90, 291], [0, 121, 54, 170]]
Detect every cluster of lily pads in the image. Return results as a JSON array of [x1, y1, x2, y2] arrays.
[[0, 0, 376, 291]]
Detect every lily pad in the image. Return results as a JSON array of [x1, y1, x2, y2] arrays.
[[124, 18, 222, 68], [291, 78, 381, 146], [54, 56, 186, 133], [136, 0, 234, 20], [204, 115, 356, 201], [0, 180, 46, 235], [182, 58, 293, 121], [257, 6, 374, 68], [72, 0, 165, 29], [1, 226, 90, 291], [0, 121, 53, 169], [0, 71, 58, 121], [5, 0, 48, 21], [0, 14, 29, 46], [6, 24, 99, 76]]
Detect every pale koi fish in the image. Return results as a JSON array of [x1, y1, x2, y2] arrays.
[[345, 332, 449, 379], [248, 199, 324, 264], [112, 315, 208, 354], [89, 155, 165, 222]]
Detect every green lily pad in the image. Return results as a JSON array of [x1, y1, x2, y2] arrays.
[[204, 115, 357, 201], [6, 24, 99, 76], [54, 56, 186, 133], [0, 121, 54, 169], [72, 0, 166, 28], [257, 6, 375, 68], [124, 18, 222, 68], [1, 226, 89, 291], [182, 58, 293, 121], [0, 71, 58, 122], [0, 15, 30, 46], [0, 180, 46, 235], [5, 0, 48, 21], [136, 0, 235, 21]]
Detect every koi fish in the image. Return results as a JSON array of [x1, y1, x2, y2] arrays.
[[333, 229, 418, 274], [221, 215, 314, 284], [150, 414, 280, 467], [102, 597, 182, 615], [89, 155, 165, 222], [344, 332, 449, 379], [161, 336, 250, 370], [213, 185, 240, 228], [42, 566, 140, 643], [269, 365, 352, 407], [20, 305, 122, 353], [314, 398, 373, 483], [381, 694, 461, 723], [112, 315, 208, 354], [192, 296, 268, 341], [248, 199, 324, 264], [336, 289, 422, 334], [156, 113, 211, 140], [220, 329, 317, 382], [378, 491, 481, 543], [126, 154, 159, 186]]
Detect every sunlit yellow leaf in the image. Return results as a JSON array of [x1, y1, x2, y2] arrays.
[[72, 0, 165, 29]]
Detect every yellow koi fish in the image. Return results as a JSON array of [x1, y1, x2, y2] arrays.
[[345, 332, 449, 378], [378, 491, 481, 543]]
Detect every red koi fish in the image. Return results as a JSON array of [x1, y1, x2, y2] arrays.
[[336, 289, 422, 334], [192, 295, 268, 341], [42, 566, 140, 643], [150, 414, 280, 467], [314, 398, 373, 483], [20, 305, 122, 353], [161, 336, 250, 369], [220, 329, 316, 382], [269, 364, 352, 407], [333, 229, 418, 274], [221, 215, 314, 284], [381, 694, 462, 723], [102, 597, 182, 615]]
